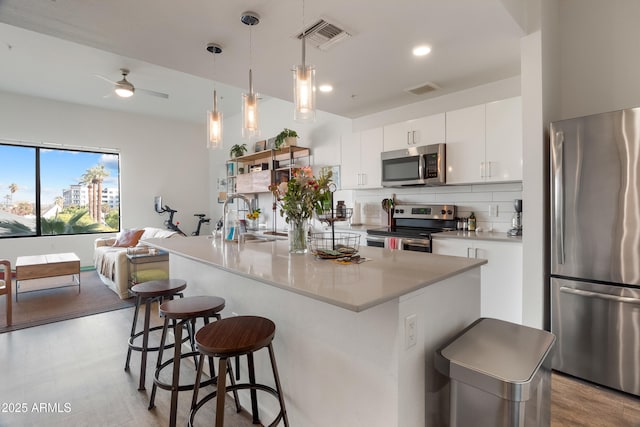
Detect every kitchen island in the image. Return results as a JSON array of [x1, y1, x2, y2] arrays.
[[144, 235, 486, 427]]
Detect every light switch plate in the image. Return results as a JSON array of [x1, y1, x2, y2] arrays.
[[489, 204, 499, 217]]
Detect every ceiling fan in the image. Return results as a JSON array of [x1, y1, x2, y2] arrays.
[[95, 68, 169, 99]]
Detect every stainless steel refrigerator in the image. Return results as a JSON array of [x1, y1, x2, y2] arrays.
[[550, 107, 640, 397]]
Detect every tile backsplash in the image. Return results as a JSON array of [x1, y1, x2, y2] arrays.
[[337, 182, 523, 233]]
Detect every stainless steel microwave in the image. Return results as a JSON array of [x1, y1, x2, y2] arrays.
[[381, 144, 445, 187]]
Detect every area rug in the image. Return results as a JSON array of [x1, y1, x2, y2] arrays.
[[0, 269, 135, 333]]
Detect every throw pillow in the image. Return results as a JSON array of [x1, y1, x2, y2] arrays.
[[113, 229, 145, 247]]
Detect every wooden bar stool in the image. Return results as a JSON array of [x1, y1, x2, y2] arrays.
[[125, 278, 187, 391], [189, 315, 289, 427], [149, 295, 240, 427]]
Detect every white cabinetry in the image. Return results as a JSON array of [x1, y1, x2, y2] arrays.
[[445, 96, 522, 184], [432, 237, 523, 324], [341, 127, 383, 189], [444, 104, 485, 184], [485, 96, 522, 182], [383, 113, 446, 151]]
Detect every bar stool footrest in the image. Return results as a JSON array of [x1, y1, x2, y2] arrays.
[[153, 351, 216, 392], [127, 324, 190, 353], [189, 383, 284, 427]]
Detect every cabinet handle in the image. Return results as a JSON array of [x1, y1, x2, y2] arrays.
[[361, 173, 367, 186], [467, 247, 478, 258], [406, 131, 411, 146], [480, 162, 485, 178], [412, 130, 418, 145], [487, 161, 492, 178]]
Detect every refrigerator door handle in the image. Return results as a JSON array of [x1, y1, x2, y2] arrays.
[[552, 131, 565, 265], [560, 286, 640, 305]]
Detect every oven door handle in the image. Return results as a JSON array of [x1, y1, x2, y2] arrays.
[[401, 238, 431, 248]]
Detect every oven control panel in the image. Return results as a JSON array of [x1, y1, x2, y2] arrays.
[[393, 204, 456, 220]]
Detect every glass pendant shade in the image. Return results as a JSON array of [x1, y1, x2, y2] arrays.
[[207, 108, 222, 149], [293, 64, 316, 122], [242, 91, 259, 138], [205, 44, 223, 149], [242, 69, 259, 138]]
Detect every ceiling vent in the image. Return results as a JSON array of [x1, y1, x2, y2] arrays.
[[295, 18, 351, 51], [406, 82, 440, 96]]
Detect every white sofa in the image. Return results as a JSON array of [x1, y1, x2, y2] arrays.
[[94, 227, 180, 299]]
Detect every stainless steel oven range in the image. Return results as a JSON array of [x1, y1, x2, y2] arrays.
[[366, 204, 456, 253]]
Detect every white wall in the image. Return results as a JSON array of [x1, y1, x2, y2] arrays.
[[555, 0, 640, 120], [0, 91, 209, 266]]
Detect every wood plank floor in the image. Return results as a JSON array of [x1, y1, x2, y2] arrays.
[[0, 306, 638, 426]]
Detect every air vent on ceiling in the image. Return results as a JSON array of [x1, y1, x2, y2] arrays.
[[295, 18, 351, 51], [406, 82, 440, 96]]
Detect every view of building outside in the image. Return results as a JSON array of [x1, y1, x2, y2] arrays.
[[0, 143, 120, 237]]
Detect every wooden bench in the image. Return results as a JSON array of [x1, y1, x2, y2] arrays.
[[15, 253, 80, 301]]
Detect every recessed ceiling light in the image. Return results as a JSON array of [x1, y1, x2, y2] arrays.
[[318, 84, 333, 93], [413, 45, 431, 57]]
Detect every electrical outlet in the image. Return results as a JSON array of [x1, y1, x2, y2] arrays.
[[489, 204, 499, 217], [405, 314, 417, 349]]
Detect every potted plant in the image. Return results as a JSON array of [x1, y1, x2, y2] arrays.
[[229, 143, 248, 158], [274, 128, 298, 149]]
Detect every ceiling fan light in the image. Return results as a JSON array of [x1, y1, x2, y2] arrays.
[[115, 79, 134, 98], [293, 64, 316, 122]]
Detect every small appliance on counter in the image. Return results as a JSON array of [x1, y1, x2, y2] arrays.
[[508, 199, 522, 236]]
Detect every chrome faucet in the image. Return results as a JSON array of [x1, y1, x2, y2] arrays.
[[222, 194, 252, 240]]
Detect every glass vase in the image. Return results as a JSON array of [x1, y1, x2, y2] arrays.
[[288, 219, 309, 254]]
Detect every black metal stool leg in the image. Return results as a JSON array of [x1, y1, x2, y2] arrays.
[[268, 343, 289, 426], [149, 315, 170, 409], [167, 318, 184, 427], [125, 295, 142, 371], [215, 357, 229, 427], [247, 352, 261, 424], [139, 296, 154, 390]]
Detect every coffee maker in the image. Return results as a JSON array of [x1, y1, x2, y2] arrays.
[[508, 199, 522, 236]]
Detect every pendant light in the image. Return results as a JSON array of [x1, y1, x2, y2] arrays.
[[206, 43, 223, 149], [241, 12, 260, 138], [293, 0, 316, 123]]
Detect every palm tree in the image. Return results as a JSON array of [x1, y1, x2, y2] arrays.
[[8, 183, 17, 203], [80, 165, 110, 223]]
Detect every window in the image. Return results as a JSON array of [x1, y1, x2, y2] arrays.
[[0, 143, 120, 237]]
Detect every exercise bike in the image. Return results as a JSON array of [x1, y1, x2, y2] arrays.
[[192, 214, 211, 236], [156, 203, 211, 236], [156, 204, 187, 236]]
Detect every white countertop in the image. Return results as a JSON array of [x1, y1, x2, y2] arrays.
[[433, 230, 523, 243], [144, 235, 486, 312]]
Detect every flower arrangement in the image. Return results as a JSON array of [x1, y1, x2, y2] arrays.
[[246, 208, 261, 220], [269, 166, 332, 224]]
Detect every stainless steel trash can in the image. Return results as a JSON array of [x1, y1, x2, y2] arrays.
[[435, 318, 555, 427]]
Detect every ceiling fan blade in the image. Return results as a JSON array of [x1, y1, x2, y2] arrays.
[[137, 88, 169, 99], [94, 74, 117, 85]]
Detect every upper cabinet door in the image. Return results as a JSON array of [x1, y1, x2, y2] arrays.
[[383, 121, 409, 151], [445, 104, 486, 184], [383, 113, 446, 151], [340, 131, 361, 189], [408, 113, 446, 146], [485, 96, 522, 182], [359, 127, 383, 188]]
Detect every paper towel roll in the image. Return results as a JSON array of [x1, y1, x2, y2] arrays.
[[351, 202, 362, 225]]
